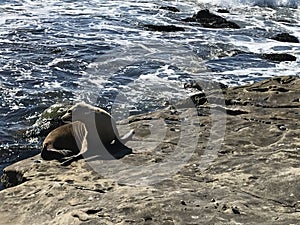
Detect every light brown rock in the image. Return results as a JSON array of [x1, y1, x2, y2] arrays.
[[0, 76, 299, 225]]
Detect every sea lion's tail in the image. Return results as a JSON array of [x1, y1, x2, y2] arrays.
[[120, 129, 135, 144]]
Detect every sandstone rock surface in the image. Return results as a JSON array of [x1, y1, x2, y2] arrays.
[[1, 76, 300, 225]]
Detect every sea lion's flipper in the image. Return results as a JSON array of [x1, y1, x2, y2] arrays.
[[60, 154, 84, 166], [119, 129, 135, 144], [108, 134, 133, 159], [41, 147, 74, 160], [60, 144, 86, 166], [60, 123, 89, 166], [72, 121, 88, 155]]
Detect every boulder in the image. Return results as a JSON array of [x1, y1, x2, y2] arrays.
[[25, 103, 71, 138], [183, 9, 240, 29], [262, 53, 297, 62], [271, 33, 299, 43]]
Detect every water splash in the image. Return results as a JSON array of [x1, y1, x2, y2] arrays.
[[197, 0, 299, 8]]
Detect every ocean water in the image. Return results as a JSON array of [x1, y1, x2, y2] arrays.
[[0, 0, 299, 181]]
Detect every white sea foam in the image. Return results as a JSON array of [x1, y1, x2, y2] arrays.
[[197, 0, 299, 8], [0, 0, 299, 138]]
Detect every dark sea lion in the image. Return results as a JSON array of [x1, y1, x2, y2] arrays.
[[41, 102, 134, 165], [61, 102, 134, 145], [41, 121, 88, 161]]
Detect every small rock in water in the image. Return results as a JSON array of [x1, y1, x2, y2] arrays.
[[217, 9, 230, 13], [159, 6, 180, 12], [182, 9, 240, 29], [144, 24, 185, 32], [271, 33, 299, 43], [262, 53, 297, 62]]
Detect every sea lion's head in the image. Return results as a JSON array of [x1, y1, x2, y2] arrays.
[[61, 108, 72, 123], [62, 102, 88, 123], [61, 102, 108, 123]]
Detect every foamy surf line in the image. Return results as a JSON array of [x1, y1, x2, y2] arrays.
[[197, 0, 299, 8], [0, 0, 299, 147], [75, 40, 205, 115]]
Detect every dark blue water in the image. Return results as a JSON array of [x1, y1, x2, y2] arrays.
[[0, 0, 299, 182]]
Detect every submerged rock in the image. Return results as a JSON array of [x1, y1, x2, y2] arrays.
[[159, 6, 180, 12], [182, 9, 240, 29], [271, 33, 299, 43], [262, 53, 297, 62], [144, 24, 185, 32], [217, 9, 230, 13]]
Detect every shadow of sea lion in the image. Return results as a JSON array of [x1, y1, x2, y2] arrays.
[[61, 138, 133, 166]]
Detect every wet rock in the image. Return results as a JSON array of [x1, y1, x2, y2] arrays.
[[25, 103, 71, 138], [262, 53, 297, 62], [182, 9, 240, 29], [271, 33, 299, 43], [217, 9, 230, 13], [159, 6, 180, 12], [275, 19, 294, 24], [144, 24, 185, 32], [184, 80, 228, 92]]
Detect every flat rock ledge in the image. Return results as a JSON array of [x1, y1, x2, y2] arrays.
[[1, 76, 300, 225]]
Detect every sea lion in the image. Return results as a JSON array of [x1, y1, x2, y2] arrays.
[[41, 102, 134, 165], [41, 121, 88, 161], [61, 102, 134, 145]]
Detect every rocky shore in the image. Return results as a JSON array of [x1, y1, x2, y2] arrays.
[[0, 76, 300, 224]]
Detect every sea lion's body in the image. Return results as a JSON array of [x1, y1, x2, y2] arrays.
[[41, 121, 87, 161], [41, 102, 134, 165]]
